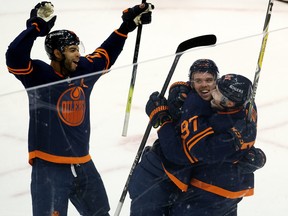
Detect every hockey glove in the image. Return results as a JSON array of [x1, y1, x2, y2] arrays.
[[146, 91, 171, 128], [26, 1, 57, 36], [229, 119, 257, 151], [119, 3, 154, 34], [167, 81, 191, 121], [238, 147, 266, 174]]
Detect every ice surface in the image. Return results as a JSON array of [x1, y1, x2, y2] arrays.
[[0, 0, 288, 215]]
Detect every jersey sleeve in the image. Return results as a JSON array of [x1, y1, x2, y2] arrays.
[[158, 92, 254, 165], [181, 106, 258, 164], [6, 26, 39, 76], [157, 121, 192, 165], [84, 30, 127, 73], [157, 92, 213, 165]]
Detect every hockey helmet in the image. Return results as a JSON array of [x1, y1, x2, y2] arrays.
[[217, 74, 252, 107], [189, 59, 219, 80], [45, 30, 80, 60]]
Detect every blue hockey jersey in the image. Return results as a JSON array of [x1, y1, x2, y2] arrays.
[[6, 25, 127, 165], [157, 91, 257, 198]]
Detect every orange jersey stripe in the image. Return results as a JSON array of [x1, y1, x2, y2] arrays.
[[186, 127, 214, 151], [29, 150, 91, 165], [163, 164, 188, 192], [86, 48, 110, 72], [191, 178, 254, 199], [183, 141, 198, 164], [7, 61, 33, 75], [114, 29, 128, 38], [240, 141, 255, 150], [217, 107, 243, 115], [95, 48, 110, 71]]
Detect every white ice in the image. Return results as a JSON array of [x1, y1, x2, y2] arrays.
[[0, 0, 288, 215]]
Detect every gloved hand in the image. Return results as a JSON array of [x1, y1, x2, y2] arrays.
[[146, 91, 171, 128], [119, 3, 154, 34], [238, 147, 266, 174], [167, 81, 191, 121], [229, 119, 257, 151], [26, 1, 57, 36]]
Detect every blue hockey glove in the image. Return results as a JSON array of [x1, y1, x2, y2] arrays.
[[146, 91, 171, 128], [26, 1, 57, 36], [119, 3, 154, 34], [238, 147, 266, 174], [229, 119, 257, 151], [167, 81, 191, 121]]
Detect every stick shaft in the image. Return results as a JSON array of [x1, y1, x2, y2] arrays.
[[248, 0, 274, 120], [122, 0, 146, 137], [114, 34, 217, 216]]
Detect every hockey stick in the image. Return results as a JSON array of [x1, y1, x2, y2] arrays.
[[122, 0, 147, 137], [276, 0, 288, 4], [114, 34, 217, 216], [247, 0, 274, 120]]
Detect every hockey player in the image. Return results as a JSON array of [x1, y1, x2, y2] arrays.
[[128, 59, 220, 215], [6, 1, 153, 216]]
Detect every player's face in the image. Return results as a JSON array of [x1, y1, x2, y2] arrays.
[[62, 45, 80, 72], [191, 72, 216, 101], [210, 85, 234, 110]]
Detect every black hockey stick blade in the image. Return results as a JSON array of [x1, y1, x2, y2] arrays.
[[276, 0, 288, 4], [176, 34, 217, 53], [159, 34, 217, 97]]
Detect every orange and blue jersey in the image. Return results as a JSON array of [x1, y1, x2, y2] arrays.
[[6, 25, 128, 165], [157, 91, 257, 199]]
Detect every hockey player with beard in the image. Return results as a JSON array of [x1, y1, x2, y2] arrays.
[[6, 1, 154, 216]]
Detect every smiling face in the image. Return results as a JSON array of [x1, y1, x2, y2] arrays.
[[190, 72, 217, 101], [51, 44, 81, 78]]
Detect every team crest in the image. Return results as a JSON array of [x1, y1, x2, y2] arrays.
[[57, 86, 86, 126]]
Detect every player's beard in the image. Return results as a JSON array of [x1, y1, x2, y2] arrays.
[[61, 58, 77, 77], [64, 58, 77, 72]]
